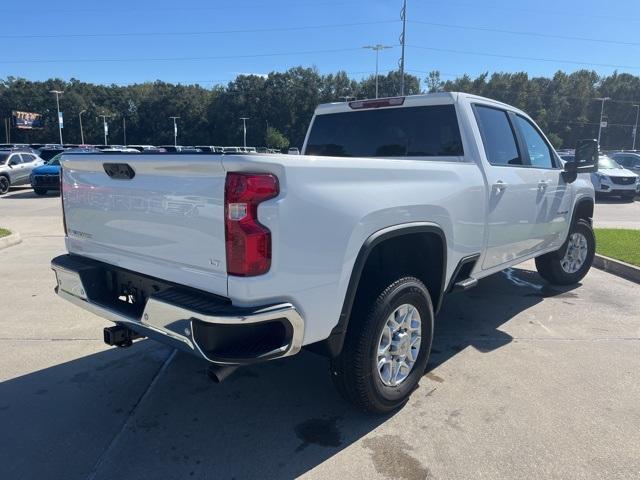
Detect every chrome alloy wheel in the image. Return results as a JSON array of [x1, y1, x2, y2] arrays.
[[561, 232, 588, 274], [0, 176, 9, 194], [376, 304, 422, 387]]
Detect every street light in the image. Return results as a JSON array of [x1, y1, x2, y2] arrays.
[[633, 104, 639, 150], [50, 90, 64, 145], [169, 116, 180, 146], [595, 97, 610, 149], [363, 44, 393, 99], [78, 110, 86, 145], [99, 115, 110, 146], [239, 117, 250, 148]]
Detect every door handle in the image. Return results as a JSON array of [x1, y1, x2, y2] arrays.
[[538, 180, 550, 190], [493, 181, 508, 192]]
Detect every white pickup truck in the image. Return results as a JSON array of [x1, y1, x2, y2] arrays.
[[52, 93, 599, 413]]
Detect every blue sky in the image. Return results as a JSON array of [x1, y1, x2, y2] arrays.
[[3, 0, 640, 87]]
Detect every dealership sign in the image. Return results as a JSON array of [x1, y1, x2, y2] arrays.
[[11, 110, 44, 129]]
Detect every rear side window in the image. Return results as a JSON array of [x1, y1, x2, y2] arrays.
[[20, 154, 35, 163], [474, 105, 521, 166], [305, 105, 464, 157]]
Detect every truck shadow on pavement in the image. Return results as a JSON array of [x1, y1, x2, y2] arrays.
[[0, 267, 579, 480]]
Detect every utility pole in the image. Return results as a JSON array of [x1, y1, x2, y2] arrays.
[[99, 115, 110, 145], [123, 117, 127, 146], [363, 44, 393, 98], [399, 0, 407, 96], [78, 110, 86, 144], [633, 104, 639, 150], [50, 90, 64, 145], [240, 117, 250, 148], [4, 118, 9, 143], [596, 97, 610, 149], [169, 116, 180, 146]]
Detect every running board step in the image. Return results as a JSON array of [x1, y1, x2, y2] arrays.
[[452, 277, 478, 292]]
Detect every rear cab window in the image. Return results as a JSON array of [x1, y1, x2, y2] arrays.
[[305, 104, 464, 158]]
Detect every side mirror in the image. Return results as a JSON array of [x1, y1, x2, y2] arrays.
[[563, 139, 598, 182]]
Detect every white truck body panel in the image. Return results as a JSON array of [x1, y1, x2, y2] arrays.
[[59, 92, 595, 348]]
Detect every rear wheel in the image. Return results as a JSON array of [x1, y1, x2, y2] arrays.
[[330, 277, 434, 414], [33, 188, 47, 196], [535, 219, 595, 285], [0, 176, 9, 195]]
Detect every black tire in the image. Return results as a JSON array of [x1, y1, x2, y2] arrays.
[[535, 219, 595, 285], [330, 276, 434, 414], [0, 176, 9, 195], [33, 188, 47, 196]]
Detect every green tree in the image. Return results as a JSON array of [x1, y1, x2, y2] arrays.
[[265, 126, 289, 150]]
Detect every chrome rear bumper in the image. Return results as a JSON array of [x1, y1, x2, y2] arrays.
[[51, 255, 304, 365]]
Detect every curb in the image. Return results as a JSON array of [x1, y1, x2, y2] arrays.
[[593, 254, 640, 285], [0, 233, 21, 251]]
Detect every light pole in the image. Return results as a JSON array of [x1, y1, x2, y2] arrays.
[[123, 117, 127, 146], [633, 104, 639, 150], [50, 90, 64, 145], [363, 44, 393, 98], [99, 115, 110, 145], [399, 0, 407, 96], [596, 97, 610, 149], [169, 116, 180, 146], [78, 110, 86, 144], [240, 117, 250, 148]]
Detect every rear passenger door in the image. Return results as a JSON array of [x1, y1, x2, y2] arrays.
[[473, 105, 545, 271]]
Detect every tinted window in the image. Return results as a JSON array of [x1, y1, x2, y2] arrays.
[[474, 106, 521, 166], [305, 105, 464, 157], [514, 116, 554, 168], [8, 155, 22, 165], [0, 153, 8, 165], [20, 154, 35, 163]]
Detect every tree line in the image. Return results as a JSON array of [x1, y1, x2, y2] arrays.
[[2, 67, 639, 150]]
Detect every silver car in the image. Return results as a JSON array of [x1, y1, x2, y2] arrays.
[[0, 150, 45, 194]]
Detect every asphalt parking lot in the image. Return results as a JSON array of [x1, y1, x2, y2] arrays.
[[1, 187, 639, 480]]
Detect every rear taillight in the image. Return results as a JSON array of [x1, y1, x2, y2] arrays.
[[225, 172, 279, 276]]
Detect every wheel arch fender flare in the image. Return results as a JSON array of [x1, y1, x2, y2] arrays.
[[311, 222, 448, 358]]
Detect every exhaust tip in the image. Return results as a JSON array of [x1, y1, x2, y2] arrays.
[[206, 364, 239, 383]]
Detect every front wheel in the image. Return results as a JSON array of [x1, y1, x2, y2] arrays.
[[330, 277, 434, 414], [0, 176, 9, 195], [535, 219, 595, 285]]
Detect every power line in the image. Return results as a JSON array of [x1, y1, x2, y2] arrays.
[[409, 20, 640, 47], [0, 46, 385, 65], [0, 20, 398, 40], [407, 45, 640, 71]]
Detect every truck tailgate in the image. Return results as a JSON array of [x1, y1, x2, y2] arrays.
[[61, 153, 228, 296]]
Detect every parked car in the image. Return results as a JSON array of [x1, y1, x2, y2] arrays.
[[611, 152, 640, 177], [288, 147, 300, 155], [52, 93, 598, 413], [31, 147, 100, 196], [30, 154, 62, 195], [592, 155, 638, 200], [0, 150, 45, 194]]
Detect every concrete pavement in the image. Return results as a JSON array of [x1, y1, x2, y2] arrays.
[[0, 187, 639, 480]]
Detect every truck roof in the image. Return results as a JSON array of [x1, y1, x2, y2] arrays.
[[314, 92, 521, 116]]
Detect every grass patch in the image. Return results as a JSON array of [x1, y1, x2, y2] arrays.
[[0, 228, 10, 238], [595, 228, 640, 267]]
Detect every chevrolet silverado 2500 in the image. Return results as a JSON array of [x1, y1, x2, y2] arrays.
[[51, 93, 599, 413]]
